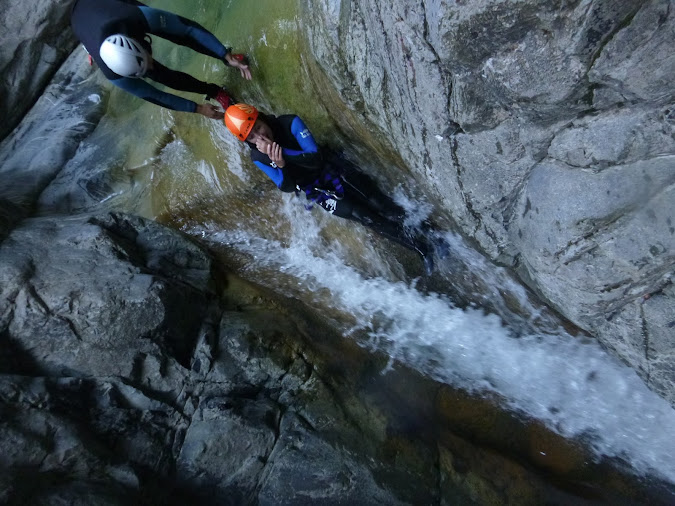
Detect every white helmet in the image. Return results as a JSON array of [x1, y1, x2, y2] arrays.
[[99, 34, 150, 77]]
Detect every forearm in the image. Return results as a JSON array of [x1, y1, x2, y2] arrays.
[[253, 160, 285, 188], [111, 77, 197, 112]]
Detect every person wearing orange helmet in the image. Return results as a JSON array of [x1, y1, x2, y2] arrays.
[[224, 103, 435, 273], [71, 0, 252, 119]]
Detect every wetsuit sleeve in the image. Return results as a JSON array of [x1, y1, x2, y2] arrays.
[[111, 77, 197, 112], [281, 116, 323, 170], [253, 160, 285, 187], [251, 149, 299, 192], [138, 6, 228, 59], [290, 117, 318, 153]]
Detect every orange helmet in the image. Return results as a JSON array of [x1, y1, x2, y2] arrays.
[[224, 103, 259, 141]]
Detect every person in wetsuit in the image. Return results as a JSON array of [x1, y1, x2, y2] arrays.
[[223, 103, 435, 273], [70, 0, 251, 119]]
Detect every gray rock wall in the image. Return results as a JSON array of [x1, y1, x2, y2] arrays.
[[0, 0, 674, 501], [0, 213, 418, 504], [302, 0, 675, 404], [0, 0, 78, 141], [0, 47, 107, 234]]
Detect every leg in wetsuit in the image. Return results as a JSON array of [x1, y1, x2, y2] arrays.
[[314, 166, 434, 272], [338, 168, 405, 222]]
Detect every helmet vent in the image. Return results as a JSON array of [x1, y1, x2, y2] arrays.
[[100, 34, 148, 77]]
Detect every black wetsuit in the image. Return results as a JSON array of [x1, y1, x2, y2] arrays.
[[71, 0, 229, 112], [247, 114, 432, 263]]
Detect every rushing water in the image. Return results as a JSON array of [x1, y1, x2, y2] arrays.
[[183, 198, 675, 486], [69, 0, 675, 498]]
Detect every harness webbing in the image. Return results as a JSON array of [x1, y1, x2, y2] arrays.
[[300, 170, 344, 210]]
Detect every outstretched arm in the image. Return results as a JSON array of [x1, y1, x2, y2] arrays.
[[112, 77, 196, 111], [138, 6, 252, 79], [139, 6, 227, 59], [111, 77, 221, 118]]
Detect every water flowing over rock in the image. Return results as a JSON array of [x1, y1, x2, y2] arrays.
[[0, 212, 432, 504], [2, 0, 675, 503], [302, 0, 675, 404], [3, 211, 665, 504]]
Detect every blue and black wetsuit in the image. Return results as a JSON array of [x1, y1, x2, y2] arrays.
[[248, 115, 324, 193], [247, 114, 433, 267], [71, 0, 229, 112]]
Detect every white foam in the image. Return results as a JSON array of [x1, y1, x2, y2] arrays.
[[198, 199, 675, 485], [210, 123, 250, 184], [195, 160, 224, 193]]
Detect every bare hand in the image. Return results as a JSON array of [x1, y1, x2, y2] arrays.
[[196, 103, 223, 119], [255, 135, 272, 153], [263, 141, 285, 167], [236, 62, 252, 80], [225, 53, 252, 80]]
